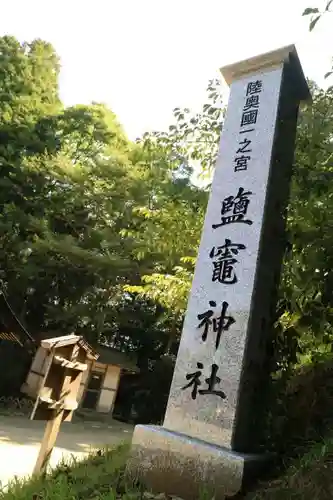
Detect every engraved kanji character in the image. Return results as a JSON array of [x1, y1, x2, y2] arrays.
[[243, 94, 260, 111], [236, 137, 252, 154], [246, 80, 263, 96], [197, 300, 235, 350], [212, 187, 253, 228], [234, 155, 250, 172], [241, 110, 258, 127], [210, 239, 246, 284]]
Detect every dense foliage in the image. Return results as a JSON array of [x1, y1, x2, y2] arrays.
[[0, 36, 204, 356]]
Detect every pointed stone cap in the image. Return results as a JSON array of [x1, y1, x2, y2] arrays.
[[220, 45, 311, 102]]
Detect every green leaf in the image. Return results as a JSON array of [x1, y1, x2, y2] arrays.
[[302, 7, 319, 15], [326, 0, 333, 10], [309, 15, 321, 31], [324, 71, 333, 79]]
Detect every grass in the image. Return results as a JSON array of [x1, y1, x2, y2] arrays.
[[245, 437, 333, 500], [0, 443, 134, 500], [1, 438, 333, 499]]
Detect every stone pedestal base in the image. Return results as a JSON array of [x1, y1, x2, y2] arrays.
[[127, 425, 267, 500]]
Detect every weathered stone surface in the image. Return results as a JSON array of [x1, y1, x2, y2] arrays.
[[128, 425, 265, 500], [163, 64, 285, 450]]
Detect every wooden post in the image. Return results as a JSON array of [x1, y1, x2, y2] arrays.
[[32, 409, 64, 475], [30, 335, 98, 476], [33, 348, 74, 475]]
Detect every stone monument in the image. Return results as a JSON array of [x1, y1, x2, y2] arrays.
[[128, 45, 310, 499]]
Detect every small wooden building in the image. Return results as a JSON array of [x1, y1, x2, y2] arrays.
[[78, 345, 138, 414], [0, 290, 139, 416], [23, 342, 138, 416]]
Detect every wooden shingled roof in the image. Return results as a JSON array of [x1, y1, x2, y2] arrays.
[[96, 345, 139, 372], [41, 334, 99, 360]]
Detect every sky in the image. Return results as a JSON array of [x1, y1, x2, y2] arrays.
[[0, 0, 332, 140]]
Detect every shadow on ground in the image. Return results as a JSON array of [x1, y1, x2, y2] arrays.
[[0, 414, 133, 453]]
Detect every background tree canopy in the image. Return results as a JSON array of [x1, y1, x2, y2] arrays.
[[0, 35, 206, 360], [0, 32, 332, 427]]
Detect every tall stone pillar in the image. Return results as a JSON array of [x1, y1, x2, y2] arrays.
[[128, 45, 310, 500]]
